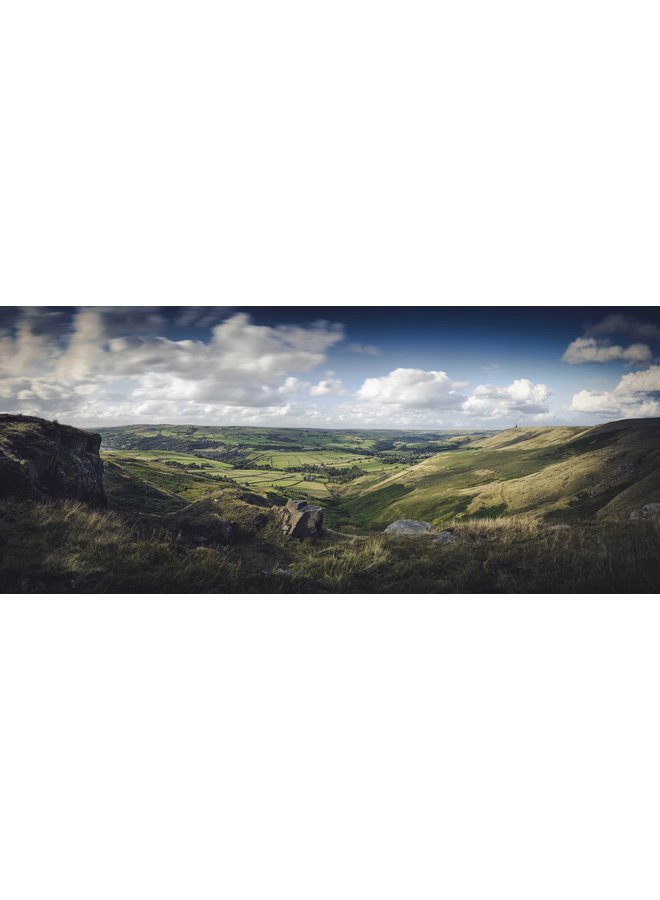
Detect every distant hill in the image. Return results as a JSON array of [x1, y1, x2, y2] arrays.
[[335, 419, 660, 529], [2, 414, 659, 593]]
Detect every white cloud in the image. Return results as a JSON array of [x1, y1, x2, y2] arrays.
[[347, 342, 381, 356], [309, 373, 345, 396], [462, 379, 552, 418], [0, 309, 345, 423], [562, 337, 652, 365], [569, 364, 660, 418], [350, 369, 552, 425], [357, 368, 468, 410]]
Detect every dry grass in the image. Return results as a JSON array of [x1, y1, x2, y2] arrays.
[[290, 516, 660, 593], [2, 499, 659, 594]]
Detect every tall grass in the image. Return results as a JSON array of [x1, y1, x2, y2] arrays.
[[2, 499, 659, 593]]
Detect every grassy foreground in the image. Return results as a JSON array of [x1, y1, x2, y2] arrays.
[[2, 499, 658, 593]]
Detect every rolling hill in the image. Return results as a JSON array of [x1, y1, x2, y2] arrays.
[[334, 419, 660, 530], [2, 415, 660, 593]]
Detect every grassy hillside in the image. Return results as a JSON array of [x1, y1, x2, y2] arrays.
[[334, 419, 660, 531], [99, 427, 487, 509], [3, 416, 660, 593], [97, 424, 487, 453], [2, 497, 658, 593]]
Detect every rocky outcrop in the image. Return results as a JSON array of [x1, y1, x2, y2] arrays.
[[0, 414, 106, 505], [384, 519, 435, 536], [630, 503, 660, 520], [280, 499, 324, 538], [434, 530, 460, 543]]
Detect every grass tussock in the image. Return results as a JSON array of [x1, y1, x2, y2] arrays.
[[0, 499, 254, 593], [289, 536, 392, 591], [290, 516, 660, 593], [2, 499, 660, 594]]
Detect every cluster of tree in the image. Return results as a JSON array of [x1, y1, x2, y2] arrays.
[[375, 451, 438, 464], [157, 459, 213, 471], [284, 464, 366, 483], [192, 448, 251, 468], [101, 433, 227, 452]]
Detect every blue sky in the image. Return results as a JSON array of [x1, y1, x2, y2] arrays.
[[1, 306, 659, 428]]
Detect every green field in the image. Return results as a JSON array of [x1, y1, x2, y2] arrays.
[[246, 449, 370, 468], [4, 416, 660, 593], [334, 420, 660, 530], [98, 420, 660, 535], [102, 445, 410, 505]]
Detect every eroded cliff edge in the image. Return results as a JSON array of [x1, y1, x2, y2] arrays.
[[0, 414, 106, 505]]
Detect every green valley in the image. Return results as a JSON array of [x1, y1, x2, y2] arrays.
[[2, 415, 660, 593]]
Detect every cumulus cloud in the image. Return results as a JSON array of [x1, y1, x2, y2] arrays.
[[569, 364, 660, 418], [309, 373, 345, 396], [562, 337, 652, 365], [357, 368, 468, 410], [351, 368, 552, 424], [0, 307, 73, 376], [0, 308, 345, 423], [347, 342, 382, 356], [462, 379, 552, 418], [586, 314, 660, 342]]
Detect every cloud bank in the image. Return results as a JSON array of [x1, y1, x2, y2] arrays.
[[0, 308, 345, 423], [562, 337, 652, 365], [351, 369, 551, 424], [570, 365, 660, 418]]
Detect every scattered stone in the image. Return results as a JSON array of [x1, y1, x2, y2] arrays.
[[280, 499, 324, 539], [548, 524, 572, 533], [434, 530, 460, 543], [383, 519, 435, 536], [273, 568, 292, 578], [630, 503, 660, 520]]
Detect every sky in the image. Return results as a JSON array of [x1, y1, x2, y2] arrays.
[[1, 306, 660, 429]]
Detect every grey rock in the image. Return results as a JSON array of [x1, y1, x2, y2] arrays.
[[280, 499, 324, 539], [0, 414, 106, 506], [548, 524, 572, 533], [434, 530, 460, 543], [630, 503, 660, 520], [384, 519, 435, 536]]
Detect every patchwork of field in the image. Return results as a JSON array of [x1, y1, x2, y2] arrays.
[[97, 424, 485, 452], [246, 449, 368, 468], [101, 446, 411, 507], [99, 421, 660, 533], [104, 449, 233, 468]]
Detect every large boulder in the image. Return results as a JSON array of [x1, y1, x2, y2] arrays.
[[280, 499, 324, 539], [630, 503, 660, 520], [384, 519, 435, 536]]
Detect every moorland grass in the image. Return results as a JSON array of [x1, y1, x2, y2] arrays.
[[3, 499, 657, 593]]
